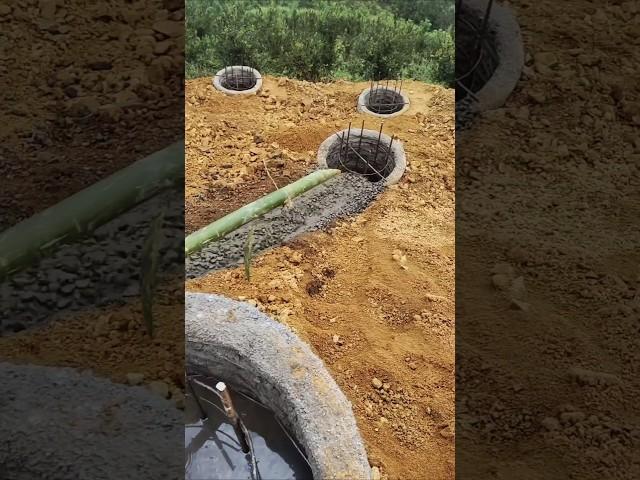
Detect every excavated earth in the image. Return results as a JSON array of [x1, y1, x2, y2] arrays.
[[0, 0, 186, 422], [457, 1, 640, 479], [185, 76, 455, 480]]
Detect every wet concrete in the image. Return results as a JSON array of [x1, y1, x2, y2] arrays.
[[186, 171, 383, 278]]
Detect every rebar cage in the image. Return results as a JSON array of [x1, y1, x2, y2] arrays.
[[365, 79, 407, 115], [215, 66, 258, 91], [327, 121, 397, 182], [455, 0, 499, 102]]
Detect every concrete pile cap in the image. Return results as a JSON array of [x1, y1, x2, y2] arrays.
[[0, 362, 182, 480], [212, 65, 263, 95], [186, 292, 372, 480], [317, 128, 407, 186], [462, 0, 524, 112], [357, 86, 411, 118]]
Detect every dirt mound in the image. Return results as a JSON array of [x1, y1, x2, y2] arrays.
[[456, 1, 640, 478], [0, 0, 184, 227], [186, 75, 455, 479]]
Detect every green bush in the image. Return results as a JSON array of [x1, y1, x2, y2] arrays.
[[186, 0, 454, 86]]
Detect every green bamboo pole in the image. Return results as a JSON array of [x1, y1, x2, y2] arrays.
[[0, 141, 184, 279], [185, 168, 341, 256]]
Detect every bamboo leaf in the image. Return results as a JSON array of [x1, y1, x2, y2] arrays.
[[140, 210, 165, 337], [185, 169, 340, 256], [243, 227, 255, 281]]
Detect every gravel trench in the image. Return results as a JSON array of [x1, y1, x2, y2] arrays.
[[0, 188, 184, 336]]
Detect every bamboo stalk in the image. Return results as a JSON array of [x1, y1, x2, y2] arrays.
[[185, 168, 340, 256], [0, 141, 184, 280]]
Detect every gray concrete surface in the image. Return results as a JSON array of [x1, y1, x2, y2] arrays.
[[186, 170, 384, 278], [186, 292, 371, 480], [0, 362, 182, 480]]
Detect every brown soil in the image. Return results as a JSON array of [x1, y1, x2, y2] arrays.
[[0, 276, 185, 401], [0, 0, 184, 226], [0, 0, 185, 402], [186, 76, 455, 479], [457, 1, 640, 478]]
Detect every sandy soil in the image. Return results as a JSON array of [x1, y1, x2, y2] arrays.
[[456, 1, 640, 478], [0, 276, 185, 403], [0, 0, 185, 405], [0, 0, 184, 227], [186, 76, 455, 479]]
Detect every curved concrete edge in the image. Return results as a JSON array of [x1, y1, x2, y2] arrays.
[[465, 0, 524, 112], [317, 128, 407, 186], [0, 362, 182, 480], [357, 87, 411, 118], [185, 292, 372, 480], [212, 65, 263, 95]]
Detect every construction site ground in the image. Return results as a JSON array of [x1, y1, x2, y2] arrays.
[[185, 75, 455, 480]]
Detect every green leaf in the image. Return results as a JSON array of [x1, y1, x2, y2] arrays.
[[243, 227, 255, 282], [140, 210, 165, 337]]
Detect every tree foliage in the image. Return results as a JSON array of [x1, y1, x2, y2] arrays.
[[186, 0, 454, 85]]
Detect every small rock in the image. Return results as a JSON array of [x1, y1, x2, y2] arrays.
[[148, 381, 170, 398], [126, 373, 145, 386], [288, 251, 303, 265], [0, 5, 12, 15], [371, 378, 383, 389], [371, 466, 382, 480], [509, 276, 527, 300], [541, 416, 560, 431], [152, 20, 182, 37], [510, 299, 530, 311], [491, 274, 510, 290]]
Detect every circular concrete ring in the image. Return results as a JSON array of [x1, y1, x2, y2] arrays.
[[357, 87, 410, 118], [464, 0, 524, 112], [317, 128, 406, 185], [186, 292, 371, 480], [0, 362, 182, 479], [212, 66, 263, 95]]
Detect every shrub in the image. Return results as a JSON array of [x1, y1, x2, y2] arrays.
[[186, 0, 454, 85]]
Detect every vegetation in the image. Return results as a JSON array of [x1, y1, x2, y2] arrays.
[[186, 0, 454, 86], [185, 169, 341, 256]]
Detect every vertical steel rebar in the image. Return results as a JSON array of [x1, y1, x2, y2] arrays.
[[186, 377, 207, 420], [382, 134, 395, 176], [216, 382, 250, 453], [372, 123, 383, 174], [475, 0, 494, 55], [357, 119, 365, 153]]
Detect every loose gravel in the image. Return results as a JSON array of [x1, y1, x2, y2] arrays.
[[186, 171, 384, 278], [0, 188, 184, 336]]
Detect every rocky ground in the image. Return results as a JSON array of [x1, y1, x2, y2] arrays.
[[0, 0, 184, 227], [457, 1, 640, 478], [186, 76, 455, 480], [0, 0, 185, 421]]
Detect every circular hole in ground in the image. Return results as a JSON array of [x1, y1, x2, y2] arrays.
[[326, 133, 396, 182], [455, 4, 499, 103], [216, 66, 259, 92], [185, 373, 311, 480], [365, 88, 405, 115]]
